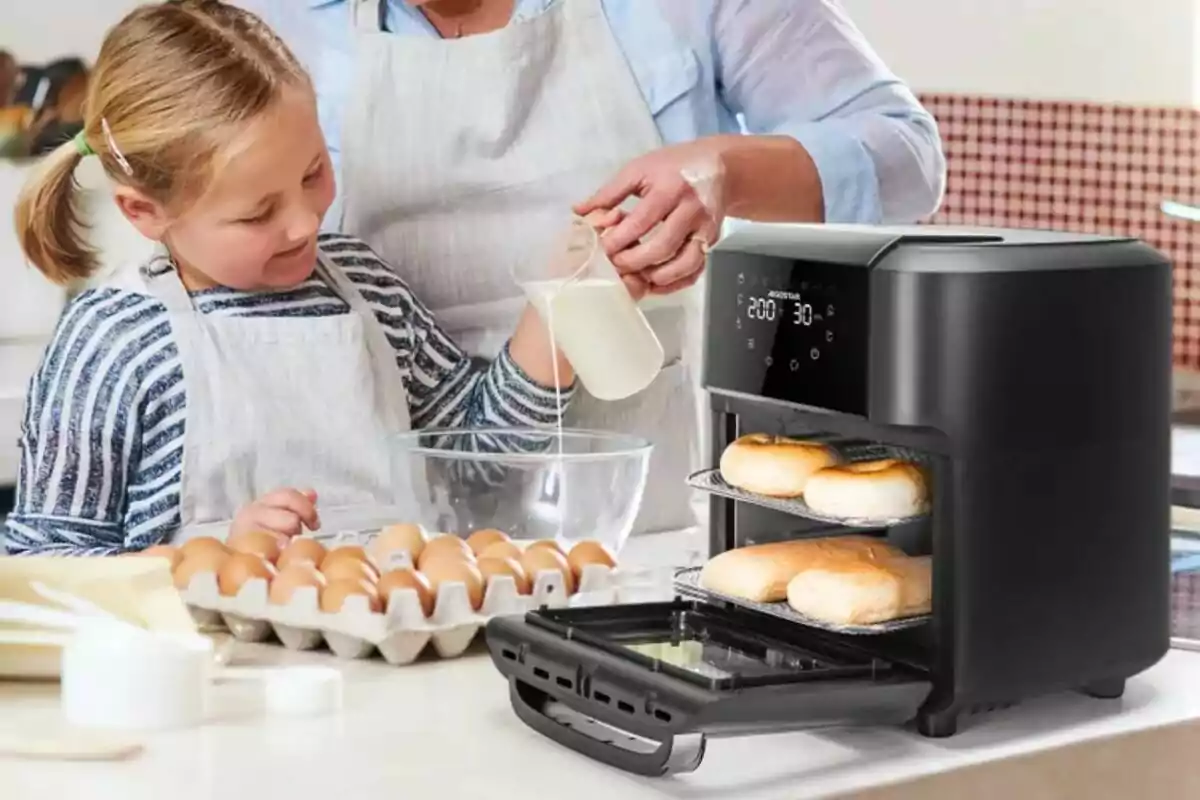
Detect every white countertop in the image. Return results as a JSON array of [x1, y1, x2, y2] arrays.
[[1, 530, 1199, 800]]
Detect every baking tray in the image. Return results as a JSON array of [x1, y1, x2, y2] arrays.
[[672, 567, 930, 636], [525, 600, 899, 691]]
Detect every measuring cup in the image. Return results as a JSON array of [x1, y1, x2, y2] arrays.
[[0, 593, 343, 730], [0, 597, 213, 731], [512, 213, 665, 401]]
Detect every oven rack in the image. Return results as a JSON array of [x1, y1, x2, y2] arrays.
[[673, 567, 930, 636], [687, 467, 929, 529], [689, 438, 930, 528]]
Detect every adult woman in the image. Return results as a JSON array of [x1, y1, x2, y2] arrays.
[[245, 0, 946, 534]]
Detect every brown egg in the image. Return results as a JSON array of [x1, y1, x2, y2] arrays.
[[321, 556, 379, 584], [172, 549, 229, 590], [527, 539, 566, 556], [227, 530, 285, 564], [478, 556, 531, 595], [478, 540, 523, 562], [567, 540, 616, 581], [377, 568, 435, 617], [421, 559, 485, 610], [131, 544, 182, 569], [320, 545, 372, 571], [521, 547, 575, 594], [179, 536, 229, 561], [465, 528, 509, 556], [217, 552, 276, 597], [417, 535, 474, 570], [320, 577, 381, 614], [268, 562, 326, 605], [371, 523, 427, 565], [276, 537, 327, 570]]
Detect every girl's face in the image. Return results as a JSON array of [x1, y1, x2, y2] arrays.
[[119, 86, 336, 292]]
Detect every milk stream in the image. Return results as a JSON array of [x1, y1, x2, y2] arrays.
[[544, 297, 566, 544]]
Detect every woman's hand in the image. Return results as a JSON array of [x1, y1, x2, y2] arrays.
[[575, 139, 728, 296], [581, 207, 649, 301], [229, 488, 320, 540]]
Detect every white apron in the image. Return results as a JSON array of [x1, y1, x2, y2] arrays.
[[338, 0, 702, 535], [144, 255, 416, 542]]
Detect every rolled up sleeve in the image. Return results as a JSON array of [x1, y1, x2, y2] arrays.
[[713, 0, 946, 223]]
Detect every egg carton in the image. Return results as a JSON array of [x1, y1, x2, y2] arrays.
[[178, 564, 673, 665]]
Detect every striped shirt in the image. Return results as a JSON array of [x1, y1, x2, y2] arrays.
[[4, 234, 572, 556]]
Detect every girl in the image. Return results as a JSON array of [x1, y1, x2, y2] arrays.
[[5, 0, 582, 555]]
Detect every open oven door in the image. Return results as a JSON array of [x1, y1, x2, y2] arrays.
[[486, 600, 932, 777]]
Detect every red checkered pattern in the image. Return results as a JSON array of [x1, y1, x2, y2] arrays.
[[919, 94, 1200, 367]]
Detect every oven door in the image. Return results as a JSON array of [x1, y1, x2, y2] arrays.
[[486, 600, 932, 777]]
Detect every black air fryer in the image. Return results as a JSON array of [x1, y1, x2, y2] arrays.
[[486, 224, 1173, 776]]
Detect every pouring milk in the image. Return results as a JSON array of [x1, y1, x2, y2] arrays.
[[524, 277, 664, 401], [518, 214, 665, 402], [515, 214, 665, 546]]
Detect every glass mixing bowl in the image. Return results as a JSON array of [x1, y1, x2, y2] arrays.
[[390, 427, 652, 555]]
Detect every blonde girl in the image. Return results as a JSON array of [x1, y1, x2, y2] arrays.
[[6, 0, 577, 555]]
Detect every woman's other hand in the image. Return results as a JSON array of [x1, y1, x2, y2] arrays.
[[229, 488, 320, 540]]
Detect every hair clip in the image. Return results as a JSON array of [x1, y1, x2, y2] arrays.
[[101, 117, 133, 176]]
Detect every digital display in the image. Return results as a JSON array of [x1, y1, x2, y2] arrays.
[[744, 294, 815, 326], [703, 254, 870, 414]]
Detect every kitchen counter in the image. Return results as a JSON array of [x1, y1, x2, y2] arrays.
[[1, 530, 1198, 799]]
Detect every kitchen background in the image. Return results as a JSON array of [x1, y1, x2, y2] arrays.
[[2, 0, 1198, 510]]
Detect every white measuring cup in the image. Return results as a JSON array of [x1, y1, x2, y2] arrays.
[[0, 595, 214, 731], [513, 213, 665, 401], [0, 590, 343, 730]]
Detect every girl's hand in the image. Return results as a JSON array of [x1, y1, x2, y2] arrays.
[[229, 488, 320, 540]]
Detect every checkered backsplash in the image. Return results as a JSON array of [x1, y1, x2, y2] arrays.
[[919, 93, 1200, 367]]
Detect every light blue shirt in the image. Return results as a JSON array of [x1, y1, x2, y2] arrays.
[[249, 0, 946, 227]]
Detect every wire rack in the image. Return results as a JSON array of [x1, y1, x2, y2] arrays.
[[673, 567, 930, 636], [687, 470, 929, 530]]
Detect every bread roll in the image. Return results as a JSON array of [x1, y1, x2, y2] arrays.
[[786, 555, 932, 626], [698, 536, 905, 602], [719, 434, 839, 498], [803, 459, 930, 519]]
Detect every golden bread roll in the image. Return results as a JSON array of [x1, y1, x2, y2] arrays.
[[719, 434, 838, 497], [803, 459, 929, 519], [786, 554, 932, 626], [698, 536, 905, 603]]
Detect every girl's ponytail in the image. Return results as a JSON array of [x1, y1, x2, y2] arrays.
[[13, 139, 93, 285]]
